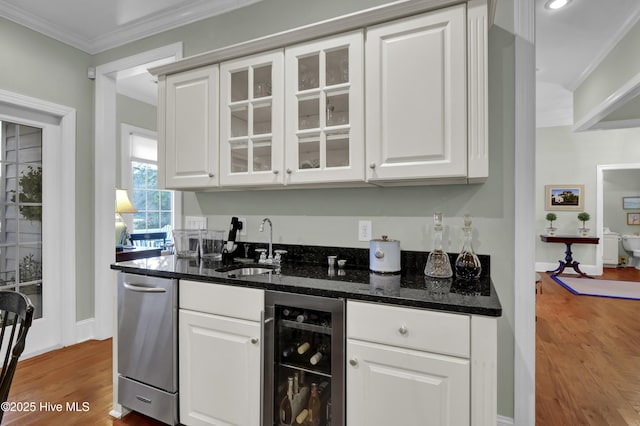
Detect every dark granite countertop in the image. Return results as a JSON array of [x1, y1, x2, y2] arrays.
[[110, 243, 502, 317]]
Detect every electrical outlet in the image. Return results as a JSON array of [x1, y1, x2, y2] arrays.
[[358, 220, 372, 241], [238, 218, 247, 236]]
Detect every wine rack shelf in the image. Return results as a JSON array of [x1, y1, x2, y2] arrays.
[[280, 319, 332, 335]]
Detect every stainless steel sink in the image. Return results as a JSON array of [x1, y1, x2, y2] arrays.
[[217, 265, 275, 277]]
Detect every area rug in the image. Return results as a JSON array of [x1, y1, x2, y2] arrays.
[[551, 275, 640, 300]]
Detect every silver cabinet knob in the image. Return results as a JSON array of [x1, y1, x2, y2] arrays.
[[208, 172, 215, 178], [349, 358, 358, 366], [251, 337, 259, 344], [369, 162, 376, 169], [273, 170, 279, 175], [399, 325, 408, 335], [286, 168, 292, 174]]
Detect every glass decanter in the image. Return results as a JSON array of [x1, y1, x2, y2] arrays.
[[424, 212, 453, 278], [455, 214, 482, 281]]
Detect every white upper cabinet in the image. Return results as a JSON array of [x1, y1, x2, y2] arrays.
[[365, 5, 468, 183], [154, 1, 489, 190], [284, 31, 364, 185], [163, 66, 219, 189], [219, 50, 285, 186]]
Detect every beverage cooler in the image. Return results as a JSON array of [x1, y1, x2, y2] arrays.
[[264, 291, 345, 426]]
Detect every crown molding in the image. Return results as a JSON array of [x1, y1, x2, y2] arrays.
[[0, 0, 261, 54]]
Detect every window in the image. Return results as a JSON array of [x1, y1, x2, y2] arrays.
[[0, 121, 43, 319], [122, 126, 179, 240], [132, 161, 172, 231]]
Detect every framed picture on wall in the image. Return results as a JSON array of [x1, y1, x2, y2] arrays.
[[545, 184, 584, 211], [622, 196, 640, 209], [627, 213, 640, 225]]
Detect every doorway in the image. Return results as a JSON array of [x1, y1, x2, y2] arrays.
[[0, 90, 77, 357]]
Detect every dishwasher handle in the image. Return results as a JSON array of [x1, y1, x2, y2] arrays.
[[123, 282, 167, 293]]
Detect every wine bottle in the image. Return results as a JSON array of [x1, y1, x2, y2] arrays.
[[295, 408, 309, 424], [310, 343, 328, 366], [307, 383, 321, 426], [279, 377, 294, 424], [297, 341, 311, 355], [295, 312, 308, 323]]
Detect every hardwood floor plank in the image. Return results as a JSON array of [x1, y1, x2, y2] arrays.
[[537, 267, 640, 425], [2, 339, 162, 425]]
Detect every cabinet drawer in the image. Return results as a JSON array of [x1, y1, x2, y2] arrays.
[[180, 280, 264, 321], [347, 301, 469, 358]]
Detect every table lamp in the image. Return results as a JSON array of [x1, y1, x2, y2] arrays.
[[115, 189, 137, 250]]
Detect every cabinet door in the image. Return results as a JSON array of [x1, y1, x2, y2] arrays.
[[347, 339, 469, 426], [366, 6, 467, 182], [179, 309, 261, 426], [220, 50, 284, 186], [284, 31, 364, 185], [165, 66, 219, 188]]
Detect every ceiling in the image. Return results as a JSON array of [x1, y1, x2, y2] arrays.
[[536, 0, 640, 128], [1, 0, 639, 117]]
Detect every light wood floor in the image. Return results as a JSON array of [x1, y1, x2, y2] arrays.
[[2, 268, 639, 425], [536, 267, 640, 425]]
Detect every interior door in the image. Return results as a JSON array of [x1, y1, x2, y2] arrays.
[[0, 120, 61, 355]]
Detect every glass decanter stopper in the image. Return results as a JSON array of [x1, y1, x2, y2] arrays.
[[424, 212, 453, 278], [455, 214, 482, 281]]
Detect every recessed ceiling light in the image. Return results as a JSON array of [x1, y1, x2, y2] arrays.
[[545, 0, 572, 10]]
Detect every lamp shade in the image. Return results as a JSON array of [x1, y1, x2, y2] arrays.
[[115, 189, 137, 213]]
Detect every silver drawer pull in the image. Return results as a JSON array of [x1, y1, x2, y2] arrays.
[[123, 283, 166, 293], [399, 325, 408, 335], [349, 358, 358, 367], [136, 395, 152, 404], [251, 337, 259, 344]]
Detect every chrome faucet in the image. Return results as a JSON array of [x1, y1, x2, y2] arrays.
[[259, 218, 273, 263]]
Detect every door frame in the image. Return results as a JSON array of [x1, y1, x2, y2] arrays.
[[93, 43, 182, 340], [0, 89, 77, 357]]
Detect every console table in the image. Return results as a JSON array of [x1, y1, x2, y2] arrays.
[[540, 235, 600, 278]]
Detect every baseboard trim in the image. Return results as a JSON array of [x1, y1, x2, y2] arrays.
[[498, 414, 515, 426], [76, 318, 95, 343]]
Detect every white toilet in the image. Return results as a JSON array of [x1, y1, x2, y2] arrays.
[[621, 235, 640, 269]]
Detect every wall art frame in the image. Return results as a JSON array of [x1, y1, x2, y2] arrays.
[[545, 184, 584, 211], [622, 196, 640, 210]]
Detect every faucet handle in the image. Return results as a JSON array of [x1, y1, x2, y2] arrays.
[[273, 249, 287, 264]]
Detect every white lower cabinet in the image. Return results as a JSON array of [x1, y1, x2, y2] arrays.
[[179, 281, 264, 426], [347, 340, 469, 425], [347, 301, 497, 426]]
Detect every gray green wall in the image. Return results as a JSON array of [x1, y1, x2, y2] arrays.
[[0, 17, 95, 321], [2, 0, 518, 418], [115, 94, 157, 187], [536, 125, 640, 266]]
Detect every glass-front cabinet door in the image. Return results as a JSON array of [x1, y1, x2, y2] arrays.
[[284, 31, 364, 185], [220, 50, 284, 186]]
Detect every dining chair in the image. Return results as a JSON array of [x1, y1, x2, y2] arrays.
[[0, 290, 34, 420]]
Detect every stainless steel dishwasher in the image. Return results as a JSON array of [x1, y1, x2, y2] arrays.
[[117, 272, 178, 425]]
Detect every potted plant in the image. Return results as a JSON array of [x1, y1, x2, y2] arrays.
[[577, 212, 591, 236], [545, 213, 557, 236]]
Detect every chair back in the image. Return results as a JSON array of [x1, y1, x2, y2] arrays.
[[129, 231, 167, 249], [0, 291, 34, 419]]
